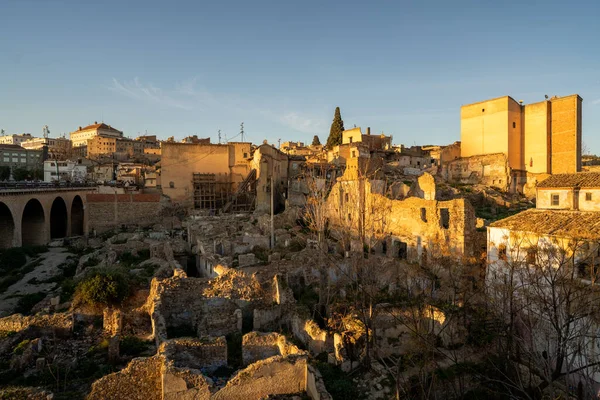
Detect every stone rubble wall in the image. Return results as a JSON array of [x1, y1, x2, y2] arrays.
[[211, 355, 307, 400], [162, 362, 213, 400], [306, 364, 334, 400], [242, 331, 305, 366], [87, 355, 164, 400], [290, 314, 333, 355], [0, 312, 73, 334], [159, 337, 227, 373], [444, 153, 510, 191]]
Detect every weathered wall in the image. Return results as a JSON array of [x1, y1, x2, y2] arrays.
[[290, 314, 333, 355], [578, 189, 600, 212], [328, 179, 476, 260], [242, 331, 304, 366], [551, 95, 582, 174], [86, 193, 165, 233], [87, 355, 164, 400], [445, 153, 510, 190], [536, 188, 574, 210], [212, 356, 307, 400], [0, 312, 73, 333], [160, 337, 227, 373]]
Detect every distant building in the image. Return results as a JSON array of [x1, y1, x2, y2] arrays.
[[0, 133, 34, 146], [43, 160, 87, 182], [21, 136, 72, 159], [70, 122, 123, 148], [160, 142, 252, 208], [181, 135, 211, 144], [341, 127, 392, 151], [87, 135, 160, 159], [460, 94, 582, 174], [0, 144, 43, 170]]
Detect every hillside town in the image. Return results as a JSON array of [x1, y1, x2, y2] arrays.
[[2, 91, 600, 400]]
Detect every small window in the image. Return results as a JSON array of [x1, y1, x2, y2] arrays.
[[169, 181, 175, 188], [345, 193, 349, 203], [513, 122, 516, 129], [349, 137, 353, 143], [440, 208, 450, 229], [586, 192, 592, 201], [482, 108, 485, 112], [347, 213, 351, 222], [551, 194, 560, 206], [526, 247, 537, 265], [351, 150, 356, 158], [420, 208, 427, 222], [498, 244, 507, 261]]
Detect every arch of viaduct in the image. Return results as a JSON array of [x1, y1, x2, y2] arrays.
[[0, 189, 95, 249]]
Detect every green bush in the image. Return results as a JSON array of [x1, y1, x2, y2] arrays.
[[60, 279, 77, 303], [76, 271, 129, 307], [14, 292, 46, 315]]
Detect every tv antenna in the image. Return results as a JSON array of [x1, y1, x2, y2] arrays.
[[240, 122, 244, 142], [0, 129, 4, 136], [42, 125, 50, 138], [218, 129, 222, 144]]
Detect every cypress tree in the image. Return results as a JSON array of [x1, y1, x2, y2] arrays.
[[326, 107, 344, 149], [311, 135, 321, 146]]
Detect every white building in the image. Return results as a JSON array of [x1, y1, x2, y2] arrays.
[[0, 133, 34, 146], [43, 160, 87, 182]]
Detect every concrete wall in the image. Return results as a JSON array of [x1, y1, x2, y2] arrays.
[[551, 95, 582, 174]]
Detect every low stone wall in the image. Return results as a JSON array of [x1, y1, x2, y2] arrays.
[[162, 362, 213, 400], [160, 337, 227, 373], [87, 355, 164, 400], [242, 331, 304, 366], [0, 312, 72, 334], [212, 356, 307, 400], [87, 193, 167, 233]]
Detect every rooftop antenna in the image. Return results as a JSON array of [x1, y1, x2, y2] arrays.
[[240, 122, 244, 142], [545, 94, 549, 99], [42, 125, 50, 139], [278, 138, 281, 148], [218, 129, 222, 144], [0, 129, 4, 136]]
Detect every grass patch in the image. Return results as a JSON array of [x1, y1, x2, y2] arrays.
[[12, 339, 31, 355]]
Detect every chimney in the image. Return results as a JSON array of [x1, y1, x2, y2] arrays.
[[367, 127, 371, 135], [94, 121, 98, 124], [78, 126, 82, 131]]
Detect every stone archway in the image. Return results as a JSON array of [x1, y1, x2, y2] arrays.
[[22, 199, 46, 246], [71, 195, 84, 236], [0, 202, 15, 249], [50, 197, 68, 239]]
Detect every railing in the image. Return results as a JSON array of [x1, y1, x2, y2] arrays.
[[0, 181, 98, 193]]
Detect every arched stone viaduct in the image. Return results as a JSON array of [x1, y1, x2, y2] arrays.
[[0, 188, 96, 249]]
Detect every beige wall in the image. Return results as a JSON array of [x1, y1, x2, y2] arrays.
[[579, 189, 600, 212], [536, 188, 574, 210], [507, 99, 523, 170], [342, 127, 362, 144], [551, 95, 582, 174], [523, 101, 551, 174], [161, 143, 233, 203], [461, 96, 513, 160]]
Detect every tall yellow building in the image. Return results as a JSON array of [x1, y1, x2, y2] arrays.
[[460, 94, 582, 174]]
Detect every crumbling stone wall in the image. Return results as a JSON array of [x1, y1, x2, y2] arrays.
[[242, 331, 304, 366], [212, 356, 307, 400], [162, 362, 213, 400], [159, 337, 227, 373], [444, 153, 510, 191], [87, 355, 164, 400], [0, 312, 72, 334], [290, 314, 333, 355], [145, 275, 247, 342]]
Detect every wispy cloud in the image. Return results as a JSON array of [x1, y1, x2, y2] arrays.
[[109, 77, 197, 110], [592, 98, 600, 106], [109, 77, 326, 134]]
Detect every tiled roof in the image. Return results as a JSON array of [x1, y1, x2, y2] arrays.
[[489, 209, 600, 240], [78, 123, 122, 133], [537, 173, 600, 189]]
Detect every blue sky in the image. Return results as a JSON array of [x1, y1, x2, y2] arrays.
[[1, 0, 600, 152]]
